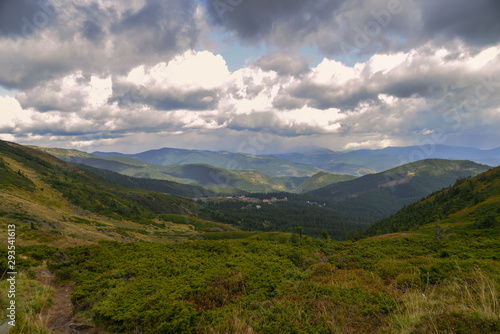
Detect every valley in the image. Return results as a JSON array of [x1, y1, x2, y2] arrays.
[[2, 1, 500, 333], [0, 140, 498, 333]]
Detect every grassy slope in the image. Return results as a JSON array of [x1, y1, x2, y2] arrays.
[[41, 215, 499, 333], [0, 140, 236, 246], [269, 152, 377, 175], [293, 171, 356, 193], [73, 163, 219, 198]]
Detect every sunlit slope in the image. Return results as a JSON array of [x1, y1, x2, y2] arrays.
[[0, 140, 235, 246]]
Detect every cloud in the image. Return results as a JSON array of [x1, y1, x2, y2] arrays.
[[111, 50, 229, 110], [420, 0, 500, 47], [0, 96, 32, 131], [277, 43, 500, 112], [4, 42, 500, 152], [255, 51, 310, 76], [0, 0, 202, 90], [1, 1, 500, 153], [0, 0, 57, 38], [204, 0, 500, 58], [16, 72, 112, 112]]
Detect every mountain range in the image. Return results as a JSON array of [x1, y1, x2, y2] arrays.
[[92, 147, 322, 177], [5, 140, 491, 239], [31, 146, 355, 194], [366, 163, 500, 239], [270, 144, 500, 173]]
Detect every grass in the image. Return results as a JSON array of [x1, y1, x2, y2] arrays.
[[37, 220, 498, 333], [0, 272, 54, 334], [388, 266, 499, 333], [2, 214, 498, 333]]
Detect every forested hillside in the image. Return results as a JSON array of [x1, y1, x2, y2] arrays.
[[367, 165, 500, 236], [0, 140, 236, 244], [308, 159, 489, 220]]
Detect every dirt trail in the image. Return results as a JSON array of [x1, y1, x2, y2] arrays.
[[38, 268, 99, 334]]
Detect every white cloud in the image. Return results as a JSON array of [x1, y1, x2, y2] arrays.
[[0, 95, 32, 127], [125, 50, 230, 90], [368, 52, 407, 75], [312, 59, 363, 84], [345, 138, 397, 150], [16, 71, 112, 112]]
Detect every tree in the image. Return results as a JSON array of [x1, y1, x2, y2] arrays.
[[321, 229, 329, 240], [295, 226, 304, 239]]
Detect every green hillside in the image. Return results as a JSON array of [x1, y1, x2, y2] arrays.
[[73, 163, 219, 198], [294, 171, 356, 193], [367, 165, 500, 236], [32, 146, 353, 194], [0, 140, 235, 245], [308, 159, 490, 221]]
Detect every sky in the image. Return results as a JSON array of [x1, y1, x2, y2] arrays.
[[0, 0, 499, 154]]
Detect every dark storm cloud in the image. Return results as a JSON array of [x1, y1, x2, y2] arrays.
[[255, 51, 310, 77], [0, 0, 56, 38], [0, 0, 201, 90], [204, 0, 500, 56], [420, 0, 500, 47], [149, 89, 220, 111], [0, 51, 79, 90], [288, 82, 376, 110], [206, 0, 342, 43], [71, 2, 110, 42], [16, 87, 88, 112], [272, 94, 306, 110], [111, 0, 199, 52], [82, 20, 104, 42], [110, 83, 220, 111], [226, 111, 323, 136]]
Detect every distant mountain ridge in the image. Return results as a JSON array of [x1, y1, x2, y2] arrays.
[[92, 147, 322, 177], [37, 144, 500, 178], [269, 144, 500, 173], [31, 147, 354, 194]]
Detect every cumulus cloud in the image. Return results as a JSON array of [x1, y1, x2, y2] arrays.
[[1, 0, 500, 153], [16, 72, 112, 112], [111, 50, 229, 110], [255, 51, 310, 77], [0, 96, 32, 130]]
